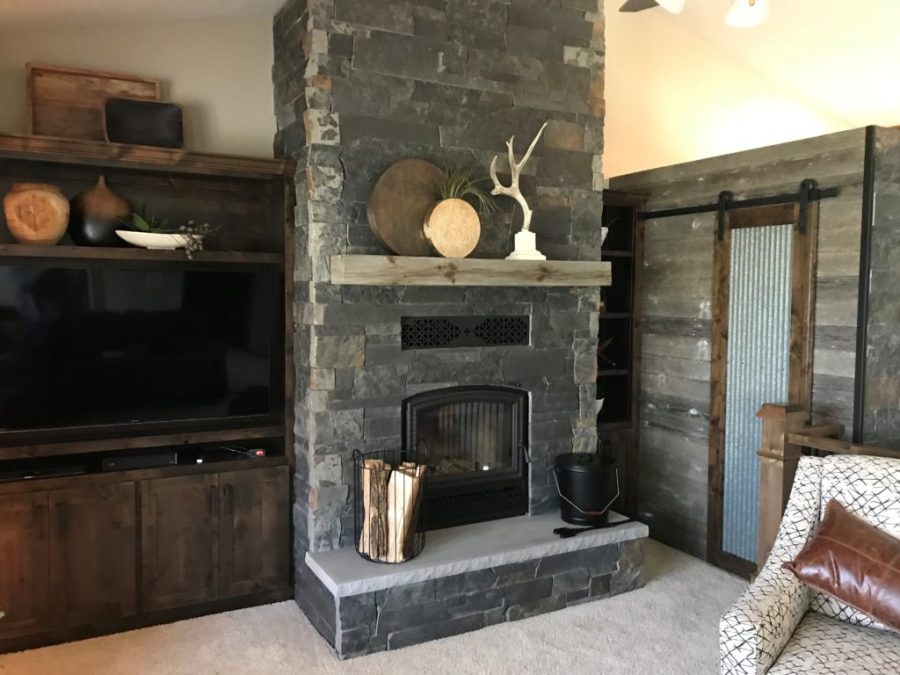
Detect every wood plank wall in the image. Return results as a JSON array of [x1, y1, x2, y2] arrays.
[[865, 127, 900, 445], [610, 129, 867, 558]]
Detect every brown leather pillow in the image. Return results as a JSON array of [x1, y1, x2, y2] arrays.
[[784, 499, 900, 631]]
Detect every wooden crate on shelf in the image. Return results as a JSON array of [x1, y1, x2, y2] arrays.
[[27, 63, 161, 142]]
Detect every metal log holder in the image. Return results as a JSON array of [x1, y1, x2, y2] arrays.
[[353, 446, 427, 564]]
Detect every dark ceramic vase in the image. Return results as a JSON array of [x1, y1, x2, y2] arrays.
[[69, 176, 132, 247]]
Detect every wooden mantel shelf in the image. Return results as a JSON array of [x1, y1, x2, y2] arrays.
[[330, 254, 612, 287]]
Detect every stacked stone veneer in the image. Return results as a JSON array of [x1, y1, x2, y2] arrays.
[[273, 0, 607, 560], [300, 539, 643, 658]]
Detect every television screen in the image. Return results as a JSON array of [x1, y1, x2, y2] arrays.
[[0, 264, 280, 434]]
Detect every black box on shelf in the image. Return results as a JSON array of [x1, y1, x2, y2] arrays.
[[102, 450, 178, 472]]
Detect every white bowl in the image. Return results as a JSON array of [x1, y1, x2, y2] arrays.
[[116, 230, 193, 250]]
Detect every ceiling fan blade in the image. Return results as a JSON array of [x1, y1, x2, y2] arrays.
[[619, 0, 660, 12]]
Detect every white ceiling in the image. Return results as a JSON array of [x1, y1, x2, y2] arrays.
[[669, 0, 900, 128], [0, 0, 284, 25]]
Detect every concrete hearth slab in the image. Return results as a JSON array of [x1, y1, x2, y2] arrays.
[[306, 512, 648, 597]]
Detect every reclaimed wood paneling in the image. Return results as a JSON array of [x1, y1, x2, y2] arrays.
[[811, 186, 864, 427], [612, 129, 867, 209], [864, 127, 900, 444], [636, 211, 715, 556], [612, 129, 868, 561]]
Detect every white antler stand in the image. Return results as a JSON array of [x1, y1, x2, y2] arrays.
[[490, 122, 548, 261]]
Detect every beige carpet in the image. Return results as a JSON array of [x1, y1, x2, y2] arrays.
[[0, 541, 745, 675]]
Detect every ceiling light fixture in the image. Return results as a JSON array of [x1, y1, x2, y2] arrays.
[[725, 0, 769, 28], [619, 0, 685, 14], [656, 0, 686, 12], [620, 0, 770, 28]]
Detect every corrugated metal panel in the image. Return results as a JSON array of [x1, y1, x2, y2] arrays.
[[722, 224, 793, 561]]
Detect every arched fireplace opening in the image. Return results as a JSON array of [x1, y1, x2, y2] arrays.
[[402, 385, 529, 530]]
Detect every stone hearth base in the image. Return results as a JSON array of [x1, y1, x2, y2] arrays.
[[296, 513, 648, 659]]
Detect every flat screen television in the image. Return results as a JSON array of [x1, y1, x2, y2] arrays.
[[0, 263, 282, 440]]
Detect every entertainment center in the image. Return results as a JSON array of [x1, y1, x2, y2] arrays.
[[0, 134, 295, 652]]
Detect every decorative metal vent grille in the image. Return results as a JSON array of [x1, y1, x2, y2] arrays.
[[401, 316, 529, 350]]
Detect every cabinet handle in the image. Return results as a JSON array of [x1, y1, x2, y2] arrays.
[[0, 610, 5, 621]]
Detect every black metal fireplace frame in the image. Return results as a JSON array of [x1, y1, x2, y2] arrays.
[[402, 385, 530, 530]]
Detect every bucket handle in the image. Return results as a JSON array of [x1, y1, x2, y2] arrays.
[[552, 464, 620, 517]]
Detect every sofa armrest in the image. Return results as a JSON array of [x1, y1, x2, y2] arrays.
[[720, 564, 810, 674], [719, 456, 825, 674]]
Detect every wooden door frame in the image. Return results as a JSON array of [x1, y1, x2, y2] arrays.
[[707, 201, 819, 576]]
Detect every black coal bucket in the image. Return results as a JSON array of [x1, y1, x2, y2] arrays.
[[553, 450, 619, 526]]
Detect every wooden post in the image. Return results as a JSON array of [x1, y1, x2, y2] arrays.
[[756, 403, 808, 569]]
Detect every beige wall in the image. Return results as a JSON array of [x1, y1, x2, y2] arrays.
[[603, 2, 849, 177], [0, 17, 275, 157]]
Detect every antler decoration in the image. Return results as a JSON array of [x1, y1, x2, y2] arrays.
[[489, 122, 547, 233]]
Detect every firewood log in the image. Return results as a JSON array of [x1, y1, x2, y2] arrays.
[[371, 462, 391, 560], [359, 459, 375, 555], [402, 466, 426, 559], [386, 464, 426, 562], [360, 459, 390, 560], [386, 467, 412, 563]]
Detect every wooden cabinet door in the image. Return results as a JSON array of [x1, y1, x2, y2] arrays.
[[141, 474, 219, 612], [219, 466, 289, 598], [49, 482, 137, 629], [0, 492, 50, 640]]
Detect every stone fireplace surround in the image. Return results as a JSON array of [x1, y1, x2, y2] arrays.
[[271, 0, 644, 658]]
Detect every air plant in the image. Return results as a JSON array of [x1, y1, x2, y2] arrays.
[[435, 167, 497, 216]]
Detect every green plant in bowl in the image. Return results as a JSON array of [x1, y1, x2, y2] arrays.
[[119, 207, 218, 259]]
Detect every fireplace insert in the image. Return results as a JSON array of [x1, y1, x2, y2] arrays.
[[402, 385, 529, 530]]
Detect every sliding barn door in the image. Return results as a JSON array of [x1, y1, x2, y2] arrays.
[[709, 203, 817, 575]]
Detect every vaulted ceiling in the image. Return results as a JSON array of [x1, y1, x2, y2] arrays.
[[667, 0, 900, 128]]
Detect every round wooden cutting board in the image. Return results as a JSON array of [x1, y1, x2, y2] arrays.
[[367, 159, 444, 256]]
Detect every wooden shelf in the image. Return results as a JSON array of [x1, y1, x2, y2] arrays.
[[598, 369, 630, 377], [0, 424, 285, 462], [0, 455, 289, 495], [0, 133, 294, 179], [0, 244, 282, 266], [330, 255, 612, 287]]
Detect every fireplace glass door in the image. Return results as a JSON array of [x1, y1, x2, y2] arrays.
[[403, 386, 529, 530], [418, 402, 514, 475]]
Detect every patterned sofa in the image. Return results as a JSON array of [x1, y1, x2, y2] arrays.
[[720, 455, 900, 674]]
